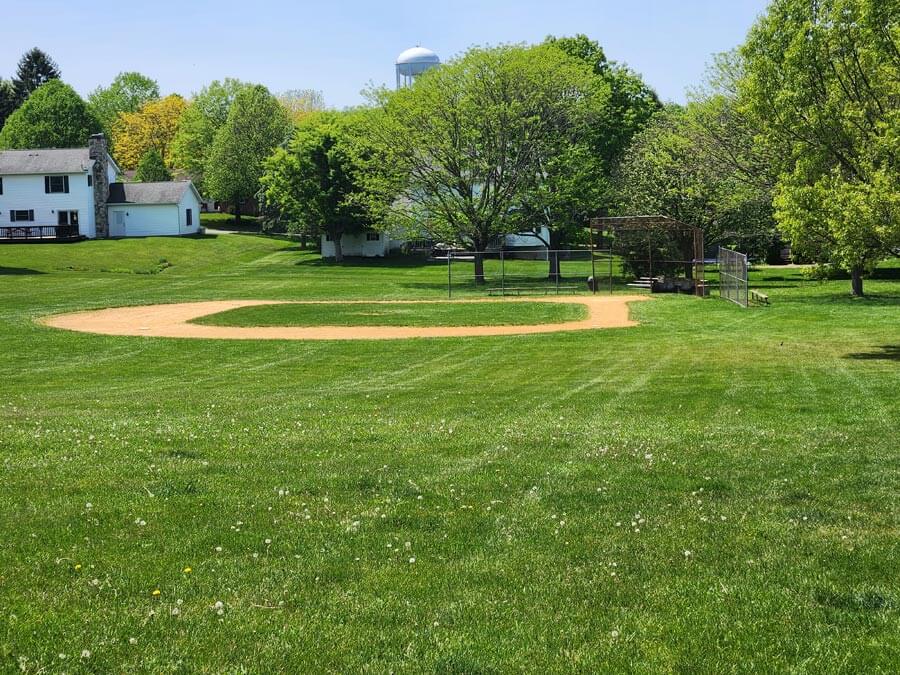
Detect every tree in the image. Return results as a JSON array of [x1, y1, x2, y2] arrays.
[[361, 44, 598, 282], [0, 79, 16, 129], [205, 85, 292, 223], [278, 89, 326, 123], [134, 149, 172, 182], [12, 48, 61, 104], [0, 80, 101, 149], [111, 95, 186, 170], [741, 0, 900, 295], [262, 111, 372, 261], [170, 79, 250, 193], [88, 72, 160, 138]]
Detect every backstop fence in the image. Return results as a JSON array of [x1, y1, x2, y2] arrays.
[[718, 247, 749, 307]]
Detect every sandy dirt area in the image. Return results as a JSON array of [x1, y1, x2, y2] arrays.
[[39, 295, 649, 340]]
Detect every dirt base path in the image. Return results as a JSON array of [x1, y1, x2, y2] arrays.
[[40, 295, 649, 340]]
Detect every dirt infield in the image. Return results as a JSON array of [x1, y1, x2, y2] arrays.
[[40, 295, 649, 340]]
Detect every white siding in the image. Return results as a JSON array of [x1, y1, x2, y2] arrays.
[[504, 226, 550, 249], [320, 232, 397, 258], [0, 172, 96, 238], [108, 205, 179, 237], [107, 187, 201, 238], [178, 188, 201, 235]]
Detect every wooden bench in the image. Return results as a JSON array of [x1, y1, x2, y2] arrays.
[[750, 290, 770, 305], [487, 285, 579, 296]]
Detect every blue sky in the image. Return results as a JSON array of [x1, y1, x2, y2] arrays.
[[2, 0, 769, 107]]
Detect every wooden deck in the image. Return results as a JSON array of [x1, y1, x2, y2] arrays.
[[0, 225, 84, 243]]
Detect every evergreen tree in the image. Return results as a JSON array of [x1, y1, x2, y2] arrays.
[[134, 149, 173, 182], [13, 48, 61, 104], [0, 79, 17, 129]]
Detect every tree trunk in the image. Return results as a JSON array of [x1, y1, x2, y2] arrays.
[[333, 232, 344, 263], [474, 250, 485, 284], [851, 266, 864, 296], [547, 229, 562, 281], [233, 201, 242, 224]]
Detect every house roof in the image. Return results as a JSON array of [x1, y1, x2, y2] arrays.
[[0, 148, 94, 175], [107, 181, 197, 205]]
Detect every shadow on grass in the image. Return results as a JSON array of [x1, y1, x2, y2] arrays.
[[845, 345, 900, 362], [0, 266, 45, 275], [295, 255, 435, 269]]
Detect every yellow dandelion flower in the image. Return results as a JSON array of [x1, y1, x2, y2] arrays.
[[183, 567, 192, 574], [152, 589, 161, 596], [74, 564, 82, 570]]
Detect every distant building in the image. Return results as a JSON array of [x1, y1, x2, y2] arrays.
[[396, 46, 440, 89], [0, 134, 201, 241]]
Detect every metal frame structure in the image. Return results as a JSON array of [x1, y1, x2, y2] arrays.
[[589, 215, 706, 297], [717, 247, 749, 307]]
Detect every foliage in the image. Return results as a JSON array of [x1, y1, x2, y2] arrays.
[[262, 110, 377, 260], [205, 84, 293, 221], [741, 0, 900, 294], [88, 72, 160, 138], [361, 44, 598, 279], [12, 47, 60, 104], [134, 148, 173, 182], [170, 79, 251, 193], [277, 89, 326, 123], [111, 95, 187, 170], [0, 78, 16, 129], [0, 79, 100, 149]]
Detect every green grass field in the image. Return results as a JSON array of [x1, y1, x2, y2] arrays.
[[192, 300, 587, 328], [1, 234, 898, 672]]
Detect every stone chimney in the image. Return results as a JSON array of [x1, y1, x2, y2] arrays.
[[88, 133, 110, 238]]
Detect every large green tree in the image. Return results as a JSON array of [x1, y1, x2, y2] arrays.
[[361, 44, 598, 282], [170, 79, 250, 193], [262, 111, 373, 261], [741, 0, 900, 295], [205, 84, 292, 222], [12, 48, 61, 105], [88, 72, 160, 138], [0, 80, 101, 149]]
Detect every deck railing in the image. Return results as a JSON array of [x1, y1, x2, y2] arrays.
[[0, 224, 83, 242]]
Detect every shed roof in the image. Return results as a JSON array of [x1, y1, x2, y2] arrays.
[[0, 148, 93, 175], [107, 181, 196, 205]]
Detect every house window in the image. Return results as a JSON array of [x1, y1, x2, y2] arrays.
[[0, 177, 3, 195], [114, 211, 125, 226], [87, 175, 92, 187], [10, 210, 35, 222], [186, 208, 192, 226], [44, 175, 69, 194], [58, 210, 78, 226], [366, 232, 380, 241]]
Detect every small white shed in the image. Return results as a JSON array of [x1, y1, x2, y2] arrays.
[[107, 181, 202, 238]]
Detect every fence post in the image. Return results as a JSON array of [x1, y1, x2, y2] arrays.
[[447, 251, 452, 299], [501, 249, 505, 296]]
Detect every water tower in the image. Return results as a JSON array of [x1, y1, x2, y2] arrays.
[[396, 46, 440, 89]]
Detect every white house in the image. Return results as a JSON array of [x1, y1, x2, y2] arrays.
[[320, 230, 404, 258], [0, 134, 200, 240], [107, 182, 201, 237]]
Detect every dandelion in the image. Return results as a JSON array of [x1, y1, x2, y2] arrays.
[[409, 557, 416, 564], [215, 546, 222, 553], [85, 502, 93, 509], [611, 630, 619, 638], [129, 637, 138, 645], [74, 564, 82, 571], [152, 589, 161, 596], [183, 567, 192, 574], [80, 650, 91, 659], [683, 550, 692, 558], [264, 538, 272, 545]]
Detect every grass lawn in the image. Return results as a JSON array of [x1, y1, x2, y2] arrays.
[[192, 300, 587, 328], [1, 234, 898, 672]]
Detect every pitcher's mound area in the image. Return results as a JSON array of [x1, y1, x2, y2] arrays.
[[40, 295, 649, 340]]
